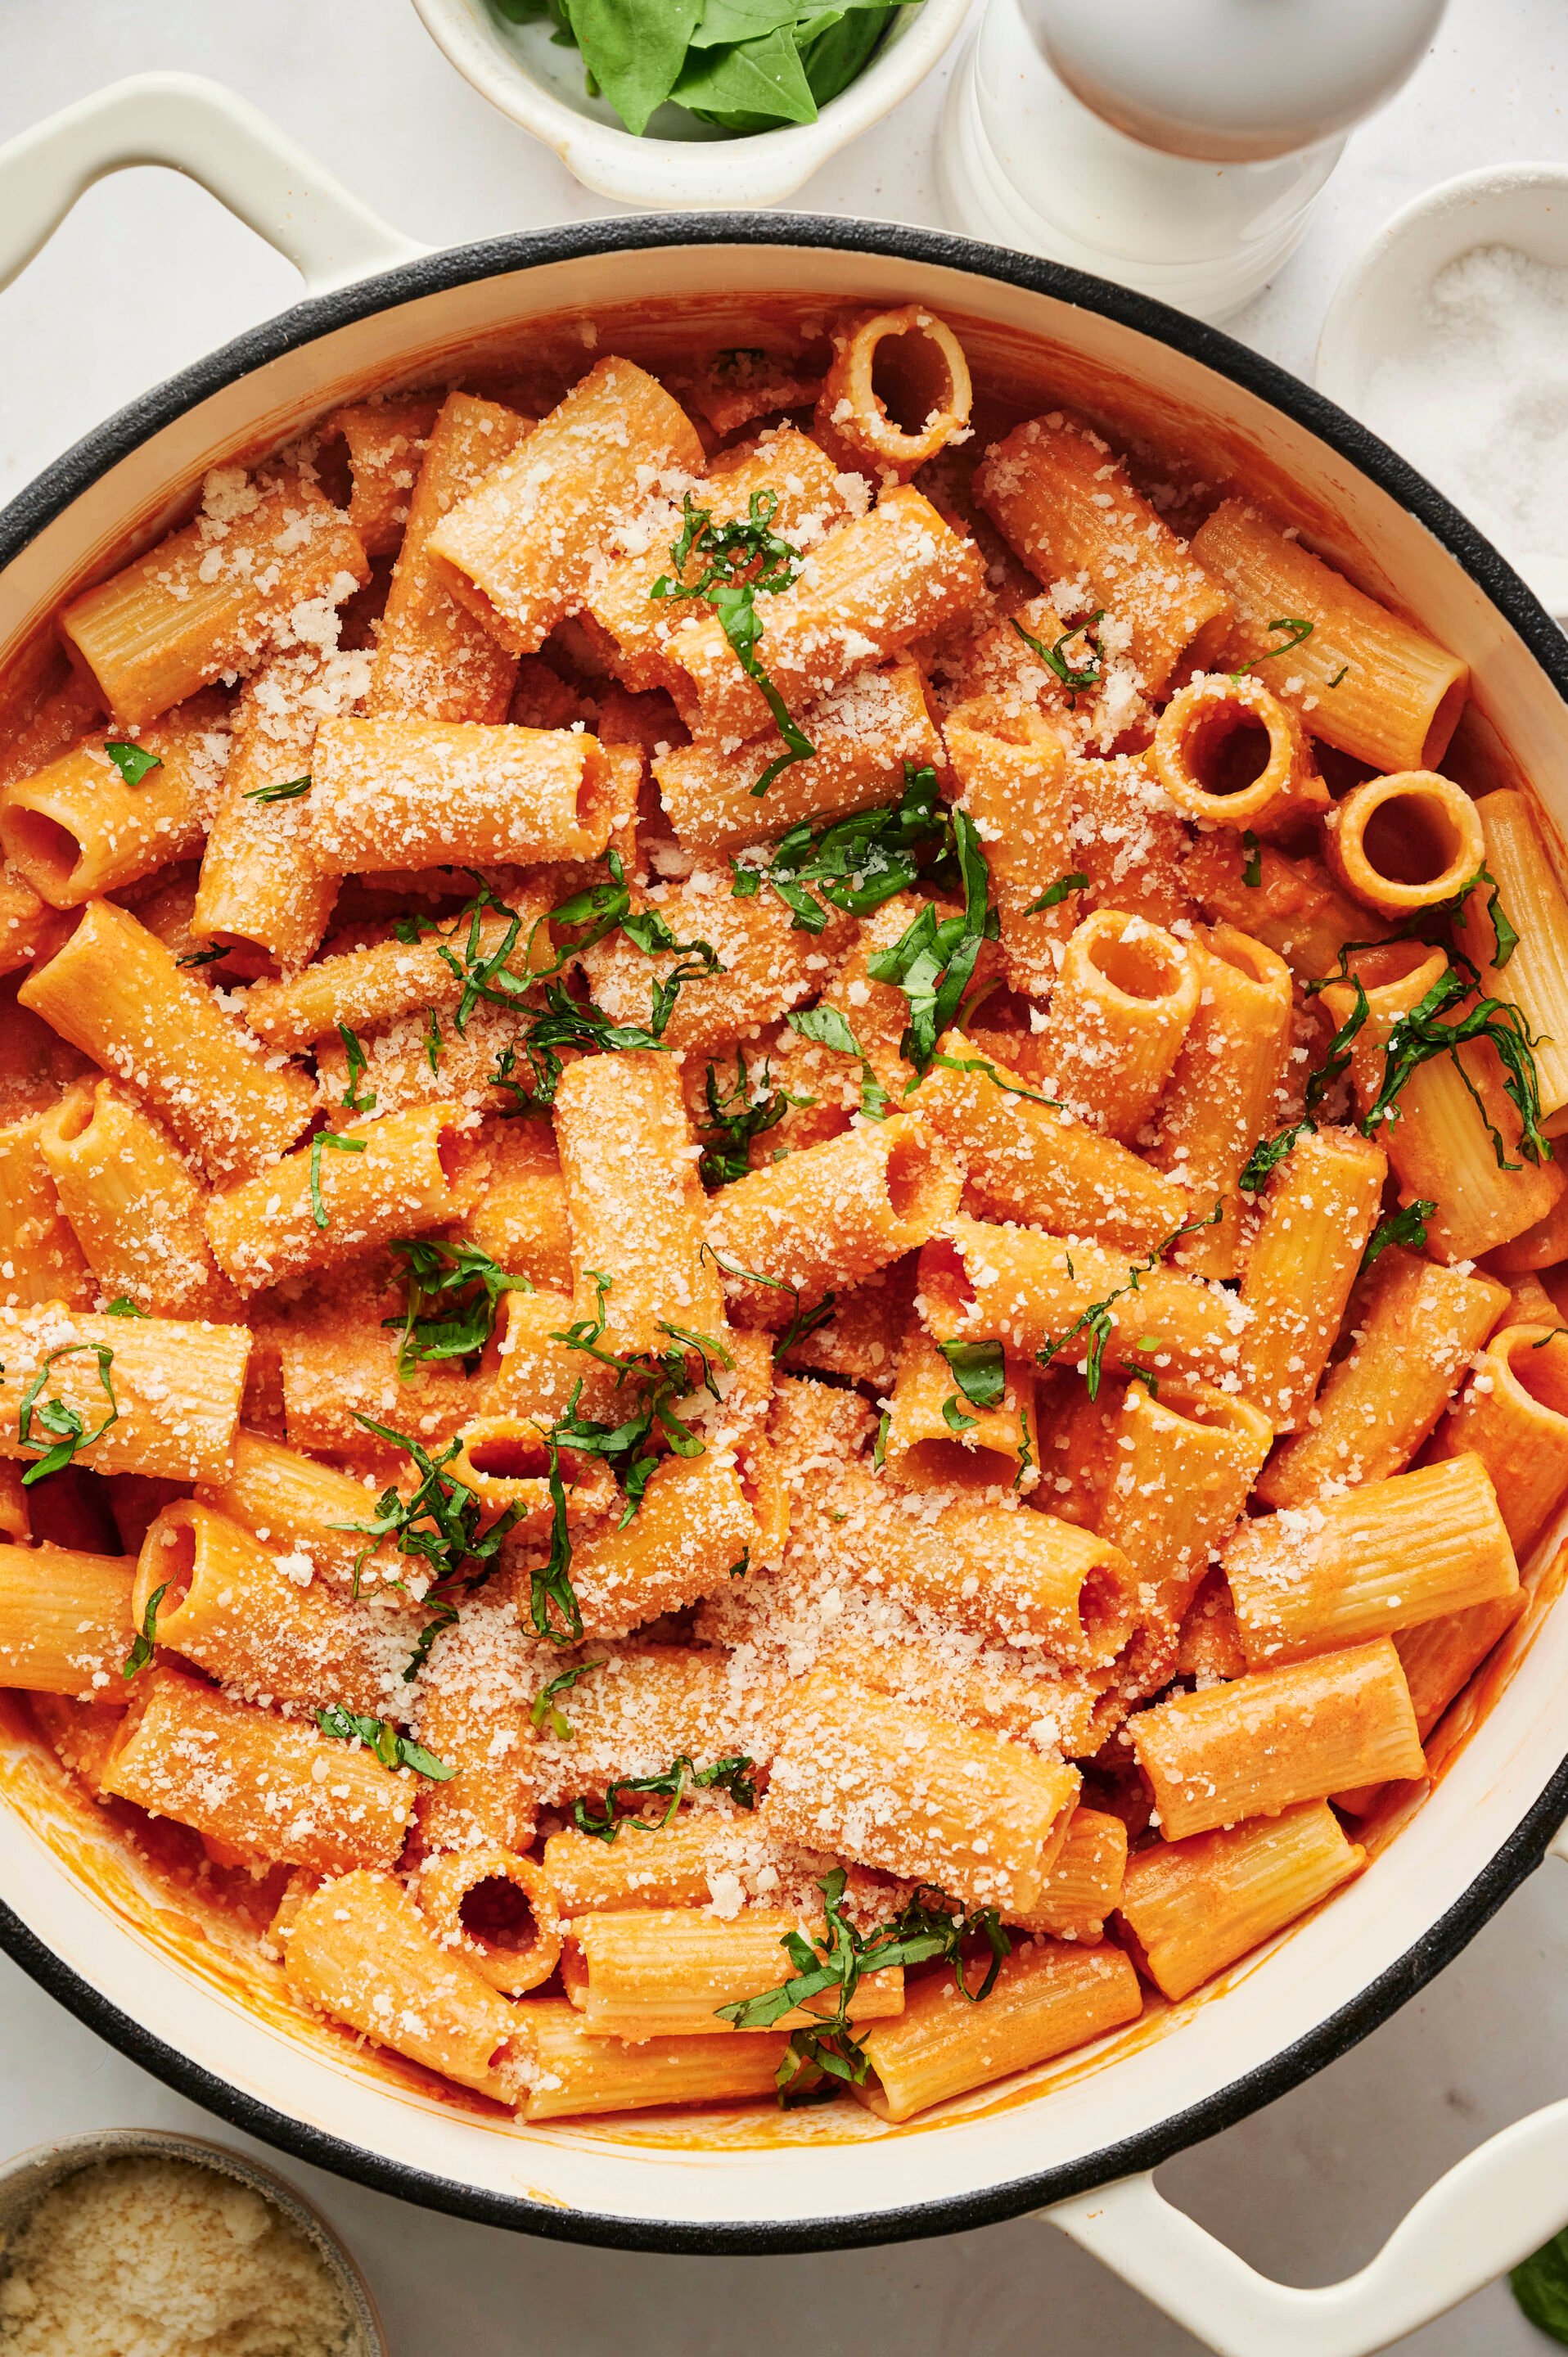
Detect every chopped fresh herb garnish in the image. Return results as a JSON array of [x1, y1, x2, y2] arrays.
[[1229, 617, 1313, 679], [487, 981, 683, 1115], [726, 1551, 750, 1580], [1327, 663, 1350, 688], [337, 1023, 376, 1114], [330, 1417, 522, 1661], [718, 1871, 1009, 2103], [1241, 830, 1263, 888], [864, 812, 998, 1076], [651, 488, 814, 795], [1239, 959, 1376, 1184], [121, 1580, 167, 1679], [309, 1129, 366, 1228], [785, 1006, 887, 1119], [873, 1409, 890, 1471], [1012, 611, 1104, 698], [176, 947, 229, 968], [1036, 1206, 1222, 1399], [529, 1657, 606, 1740], [1363, 964, 1548, 1168], [102, 1297, 148, 1318], [385, 1239, 534, 1377], [1023, 871, 1088, 916], [731, 763, 955, 934], [424, 1008, 443, 1073], [696, 1046, 808, 1188], [316, 1703, 454, 1780], [103, 740, 161, 786], [243, 774, 311, 803], [701, 1242, 835, 1363], [908, 1049, 1061, 1111], [543, 1276, 731, 1526], [17, 1343, 118, 1485], [1238, 1120, 1313, 1194], [938, 1338, 1006, 1412], [1360, 1197, 1436, 1273], [942, 1395, 977, 1434], [572, 1751, 758, 1842], [1458, 863, 1521, 971]]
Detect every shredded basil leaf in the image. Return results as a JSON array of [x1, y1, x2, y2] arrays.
[[121, 1580, 167, 1679], [309, 1129, 366, 1228], [243, 774, 310, 804], [650, 488, 814, 794], [103, 740, 161, 786], [316, 1702, 454, 1780], [17, 1343, 118, 1485], [1229, 616, 1313, 679]]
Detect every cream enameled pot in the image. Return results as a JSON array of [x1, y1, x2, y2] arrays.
[[3, 73, 1568, 2357]]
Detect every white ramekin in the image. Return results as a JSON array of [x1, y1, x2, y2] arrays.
[[410, 0, 975, 208], [0, 2129, 385, 2355], [1316, 163, 1568, 622]]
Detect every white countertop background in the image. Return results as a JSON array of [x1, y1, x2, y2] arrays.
[[1, 2, 1566, 2348]]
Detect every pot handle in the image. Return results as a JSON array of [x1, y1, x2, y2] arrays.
[[1043, 1823, 1568, 2357], [0, 71, 426, 299]]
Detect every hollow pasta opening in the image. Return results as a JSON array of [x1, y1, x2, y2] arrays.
[[461, 1873, 538, 1956], [3, 808, 83, 897], [43, 1088, 96, 1148], [1180, 703, 1274, 799], [1078, 1560, 1131, 1655], [899, 1437, 1018, 1492], [465, 1432, 552, 1482], [870, 320, 960, 442], [1359, 788, 1470, 889], [1503, 1330, 1568, 1419], [1088, 923, 1185, 1004], [146, 1516, 196, 1620]]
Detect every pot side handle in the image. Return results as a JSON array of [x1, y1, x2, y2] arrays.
[[0, 72, 426, 299], [1042, 1826, 1568, 2357]]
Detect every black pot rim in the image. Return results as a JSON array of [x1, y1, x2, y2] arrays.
[[2, 209, 1566, 2256]]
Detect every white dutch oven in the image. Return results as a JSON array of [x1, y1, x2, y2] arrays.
[[3, 74, 1568, 2357]]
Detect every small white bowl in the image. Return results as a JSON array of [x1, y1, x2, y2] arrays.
[[0, 2129, 385, 2355], [1317, 163, 1568, 621], [411, 0, 975, 209]]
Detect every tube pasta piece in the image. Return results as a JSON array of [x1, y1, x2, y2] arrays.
[[58, 472, 369, 729], [1327, 770, 1485, 917], [1118, 1802, 1364, 2003], [204, 1101, 480, 1294], [563, 1906, 905, 2041], [706, 1115, 960, 1328], [367, 393, 533, 721], [528, 1643, 765, 1809], [944, 696, 1075, 997], [0, 664, 105, 791], [828, 1467, 1133, 1661], [18, 899, 317, 1184], [327, 395, 440, 556], [0, 693, 227, 908], [0, 1543, 133, 1695], [813, 305, 972, 480], [242, 891, 555, 1054], [916, 1030, 1188, 1255], [1257, 1253, 1507, 1507], [101, 1666, 412, 1871], [832, 1632, 1110, 1759], [1068, 752, 1192, 926], [1489, 1187, 1568, 1274], [0, 870, 60, 980], [1183, 832, 1384, 983], [655, 659, 940, 851], [309, 718, 616, 874], [589, 424, 852, 692], [190, 645, 344, 974], [410, 1599, 537, 1857], [426, 357, 705, 656], [1223, 1453, 1517, 1667], [516, 1998, 791, 2120], [1189, 500, 1469, 771], [454, 1118, 573, 1294], [541, 1814, 835, 1918], [883, 1323, 1036, 1494], [856, 1938, 1142, 2125], [1150, 926, 1293, 1278], [484, 1287, 621, 1428], [1129, 1638, 1424, 1840], [133, 1500, 406, 1712], [273, 1318, 478, 1465], [414, 1846, 561, 1998], [566, 1450, 758, 1639], [975, 413, 1229, 695], [1322, 943, 1563, 1262], [921, 1216, 1250, 1392], [582, 872, 851, 1060], [1097, 1380, 1273, 1620], [39, 1082, 237, 1321], [553, 1052, 724, 1360], [1152, 672, 1327, 836], [1235, 1124, 1386, 1432], [1393, 1590, 1527, 1742], [197, 1429, 401, 1593], [285, 1869, 521, 2100], [665, 488, 985, 743], [1463, 789, 1568, 1119], [1432, 1324, 1568, 1554], [0, 1304, 249, 1484], [0, 1111, 92, 1310], [1013, 1808, 1128, 1941], [1030, 911, 1199, 1144], [766, 1673, 1079, 1915]]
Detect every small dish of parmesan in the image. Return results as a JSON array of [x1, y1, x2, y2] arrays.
[[0, 2132, 382, 2357]]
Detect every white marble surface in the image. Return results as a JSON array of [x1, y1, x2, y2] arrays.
[[1, 2, 1567, 2348]]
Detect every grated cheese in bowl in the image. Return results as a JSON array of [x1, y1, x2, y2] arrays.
[[0, 2154, 361, 2357]]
